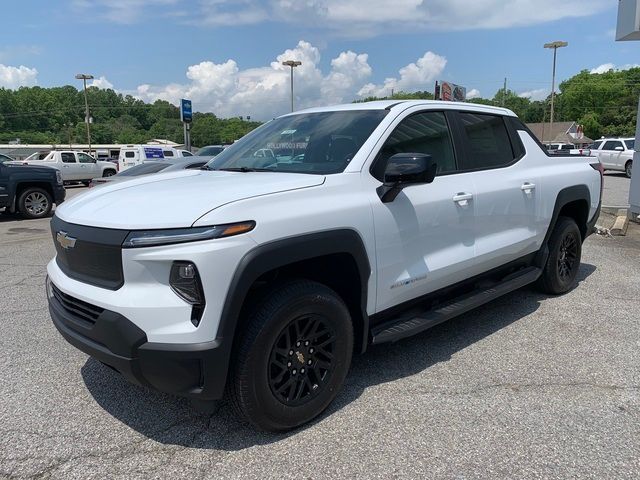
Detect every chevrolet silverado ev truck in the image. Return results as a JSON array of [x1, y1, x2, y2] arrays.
[[47, 101, 602, 431]]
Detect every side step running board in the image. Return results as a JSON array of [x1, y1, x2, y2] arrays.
[[371, 266, 542, 345]]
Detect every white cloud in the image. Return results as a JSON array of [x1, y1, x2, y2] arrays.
[[72, 0, 180, 24], [590, 63, 640, 74], [0, 64, 38, 89], [89, 76, 114, 89], [358, 51, 446, 98], [518, 88, 548, 101], [132, 41, 378, 120], [466, 88, 481, 99]]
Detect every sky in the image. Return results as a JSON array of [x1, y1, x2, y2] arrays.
[[0, 0, 638, 120]]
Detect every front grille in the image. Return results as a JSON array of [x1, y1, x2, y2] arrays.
[[51, 284, 104, 325], [51, 216, 128, 290]]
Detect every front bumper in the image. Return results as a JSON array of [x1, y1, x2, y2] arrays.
[[48, 279, 230, 400], [53, 184, 66, 205]]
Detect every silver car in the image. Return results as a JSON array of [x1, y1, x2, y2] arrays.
[[89, 157, 210, 187]]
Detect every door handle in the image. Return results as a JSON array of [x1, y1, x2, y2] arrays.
[[521, 182, 536, 193], [453, 192, 473, 206]]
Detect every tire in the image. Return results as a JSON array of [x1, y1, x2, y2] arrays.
[[227, 280, 353, 431], [103, 169, 116, 177], [82, 180, 91, 186], [537, 216, 582, 295], [17, 187, 53, 219], [625, 160, 632, 179]]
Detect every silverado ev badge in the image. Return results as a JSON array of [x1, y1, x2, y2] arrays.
[[56, 231, 77, 250]]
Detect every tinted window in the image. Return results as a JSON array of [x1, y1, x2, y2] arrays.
[[78, 153, 95, 163], [371, 111, 456, 181], [207, 110, 388, 175], [182, 151, 193, 157], [625, 140, 635, 150], [125, 151, 135, 158], [163, 150, 174, 157], [592, 141, 603, 149], [602, 140, 623, 151], [459, 113, 514, 170], [61, 153, 76, 163], [116, 162, 168, 177]]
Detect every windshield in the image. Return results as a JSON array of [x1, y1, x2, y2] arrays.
[[116, 162, 168, 177], [625, 140, 635, 150], [197, 146, 225, 156], [206, 110, 388, 175]]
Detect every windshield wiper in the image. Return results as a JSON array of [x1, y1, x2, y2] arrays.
[[218, 167, 271, 172]]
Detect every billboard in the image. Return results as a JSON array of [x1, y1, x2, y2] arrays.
[[180, 98, 193, 123], [437, 81, 467, 102]]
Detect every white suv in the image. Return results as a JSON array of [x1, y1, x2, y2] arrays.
[[590, 137, 634, 178], [46, 101, 602, 431]]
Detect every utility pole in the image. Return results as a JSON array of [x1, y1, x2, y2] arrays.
[[543, 41, 568, 143], [282, 60, 302, 112], [75, 73, 94, 155], [502, 77, 507, 107]]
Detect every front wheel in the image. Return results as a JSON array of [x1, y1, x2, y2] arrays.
[[537, 216, 582, 295], [17, 187, 53, 219], [227, 280, 353, 431], [625, 161, 632, 179], [103, 169, 116, 177]]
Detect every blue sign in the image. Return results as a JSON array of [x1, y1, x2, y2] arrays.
[[180, 98, 193, 123], [144, 147, 165, 159]]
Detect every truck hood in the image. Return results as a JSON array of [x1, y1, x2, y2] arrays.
[[4, 163, 58, 176], [55, 169, 325, 229]]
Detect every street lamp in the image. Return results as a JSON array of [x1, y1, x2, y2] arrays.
[[282, 60, 302, 112], [75, 73, 94, 155], [543, 41, 568, 143]]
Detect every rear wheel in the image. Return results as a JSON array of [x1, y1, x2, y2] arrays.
[[625, 160, 632, 179], [537, 216, 582, 295], [17, 187, 52, 219], [227, 280, 353, 431]]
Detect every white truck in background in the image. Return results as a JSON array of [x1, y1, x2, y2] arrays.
[[9, 151, 117, 184]]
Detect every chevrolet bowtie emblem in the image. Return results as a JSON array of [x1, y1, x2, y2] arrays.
[[56, 231, 77, 250]]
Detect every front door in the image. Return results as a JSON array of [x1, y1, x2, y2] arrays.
[[60, 152, 81, 180], [600, 140, 623, 169], [369, 110, 477, 312], [77, 152, 99, 180]]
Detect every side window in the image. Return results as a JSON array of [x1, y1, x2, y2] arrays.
[[61, 152, 76, 163], [163, 150, 174, 157], [125, 151, 135, 158], [78, 153, 94, 163], [602, 140, 623, 151], [458, 113, 515, 170], [371, 111, 456, 181], [592, 140, 603, 150]]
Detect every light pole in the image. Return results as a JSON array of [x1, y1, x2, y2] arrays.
[[282, 60, 302, 112], [543, 41, 568, 143], [75, 73, 94, 155]]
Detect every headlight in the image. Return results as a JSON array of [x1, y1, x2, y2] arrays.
[[122, 221, 255, 248], [55, 171, 63, 185]]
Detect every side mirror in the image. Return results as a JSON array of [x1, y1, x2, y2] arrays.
[[615, 146, 624, 151], [378, 153, 437, 203]]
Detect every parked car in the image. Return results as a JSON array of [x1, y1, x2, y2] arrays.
[[589, 138, 634, 178], [195, 145, 226, 157], [89, 157, 209, 187], [0, 153, 15, 163], [545, 143, 590, 156], [0, 160, 65, 218], [178, 149, 194, 157], [8, 151, 117, 184], [118, 145, 184, 171], [47, 101, 601, 431]]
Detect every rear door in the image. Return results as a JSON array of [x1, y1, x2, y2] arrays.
[[59, 152, 81, 180], [77, 152, 99, 180], [454, 112, 541, 271], [600, 140, 624, 169], [369, 109, 477, 312]]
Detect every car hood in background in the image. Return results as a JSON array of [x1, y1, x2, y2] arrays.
[[55, 169, 325, 229]]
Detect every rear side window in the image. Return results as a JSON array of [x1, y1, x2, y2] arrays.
[[602, 140, 623, 151], [458, 113, 514, 170], [592, 140, 603, 149], [163, 150, 174, 157], [371, 111, 456, 181], [624, 140, 635, 150], [61, 153, 76, 163], [125, 151, 135, 158]]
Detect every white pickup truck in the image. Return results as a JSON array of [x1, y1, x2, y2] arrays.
[[47, 101, 602, 431], [589, 138, 634, 178], [11, 151, 117, 184]]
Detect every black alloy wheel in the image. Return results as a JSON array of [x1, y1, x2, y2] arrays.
[[537, 216, 582, 295]]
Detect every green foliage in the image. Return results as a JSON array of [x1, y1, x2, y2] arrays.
[[0, 85, 261, 146]]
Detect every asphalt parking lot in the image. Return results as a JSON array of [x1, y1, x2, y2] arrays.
[[1, 182, 639, 479]]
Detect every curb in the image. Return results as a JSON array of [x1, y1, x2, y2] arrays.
[[610, 209, 629, 236]]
